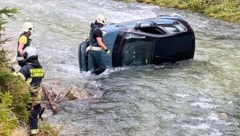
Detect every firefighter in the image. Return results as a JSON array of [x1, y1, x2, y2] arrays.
[[14, 46, 44, 135], [17, 22, 33, 67], [88, 15, 111, 75]]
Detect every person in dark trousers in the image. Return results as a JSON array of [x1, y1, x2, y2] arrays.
[[14, 46, 44, 135], [17, 22, 33, 67], [88, 15, 111, 75]]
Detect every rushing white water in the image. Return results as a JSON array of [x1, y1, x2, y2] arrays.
[[1, 0, 240, 135]]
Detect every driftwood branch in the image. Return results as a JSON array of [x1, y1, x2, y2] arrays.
[[42, 85, 58, 114], [41, 83, 91, 117]]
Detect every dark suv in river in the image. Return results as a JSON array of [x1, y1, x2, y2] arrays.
[[78, 14, 195, 74]]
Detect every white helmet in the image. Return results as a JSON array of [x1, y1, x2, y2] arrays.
[[95, 15, 107, 25], [22, 22, 33, 33], [23, 46, 38, 60]]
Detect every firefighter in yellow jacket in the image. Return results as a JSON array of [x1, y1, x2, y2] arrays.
[[15, 46, 44, 135], [17, 22, 33, 67]]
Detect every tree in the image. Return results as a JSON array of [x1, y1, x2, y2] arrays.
[[0, 7, 30, 136], [0, 7, 18, 65]]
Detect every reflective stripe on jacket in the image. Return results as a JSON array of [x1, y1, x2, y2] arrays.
[[16, 65, 44, 105], [28, 68, 44, 105]]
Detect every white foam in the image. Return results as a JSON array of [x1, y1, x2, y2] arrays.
[[182, 123, 210, 130], [191, 102, 218, 109], [175, 93, 190, 98], [207, 112, 219, 121]]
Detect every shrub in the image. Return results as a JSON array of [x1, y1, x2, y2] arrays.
[[0, 92, 17, 136], [0, 7, 30, 135]]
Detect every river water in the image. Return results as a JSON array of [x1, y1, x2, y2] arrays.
[[1, 0, 240, 136]]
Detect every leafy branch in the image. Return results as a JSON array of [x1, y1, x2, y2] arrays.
[[0, 7, 19, 45]]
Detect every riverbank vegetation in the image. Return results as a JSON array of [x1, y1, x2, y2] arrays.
[[122, 0, 240, 24], [0, 7, 58, 136], [0, 7, 29, 136]]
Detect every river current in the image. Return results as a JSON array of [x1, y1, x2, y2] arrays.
[[1, 0, 240, 136]]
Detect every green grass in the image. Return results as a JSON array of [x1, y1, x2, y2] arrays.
[[129, 0, 240, 24]]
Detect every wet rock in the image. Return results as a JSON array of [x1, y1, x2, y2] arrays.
[[218, 112, 229, 119], [65, 85, 91, 100]]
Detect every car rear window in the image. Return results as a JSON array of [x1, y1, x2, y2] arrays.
[[138, 26, 165, 34], [134, 21, 187, 35], [162, 21, 187, 33]]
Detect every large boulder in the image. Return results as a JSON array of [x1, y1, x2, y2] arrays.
[[65, 85, 91, 100]]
